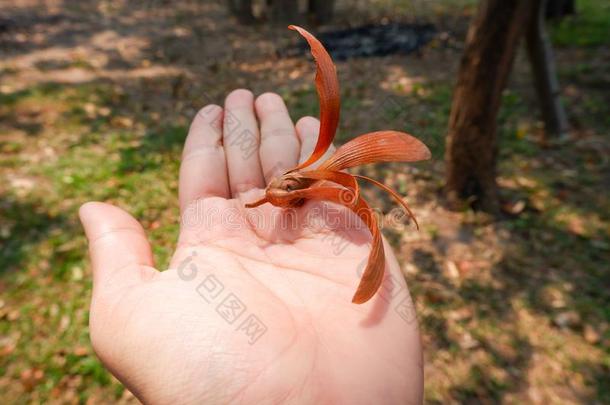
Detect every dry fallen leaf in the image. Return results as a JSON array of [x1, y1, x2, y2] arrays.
[[583, 325, 600, 344], [20, 368, 44, 392], [553, 311, 581, 329], [502, 199, 526, 215], [74, 346, 89, 357]]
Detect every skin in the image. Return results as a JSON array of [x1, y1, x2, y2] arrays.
[[79, 89, 423, 404]]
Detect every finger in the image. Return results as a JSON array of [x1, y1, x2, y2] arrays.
[[255, 92, 300, 182], [79, 202, 157, 293], [223, 89, 265, 197], [296, 116, 336, 168], [180, 104, 230, 211]]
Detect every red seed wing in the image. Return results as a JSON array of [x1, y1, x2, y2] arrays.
[[297, 170, 359, 206], [288, 25, 340, 170], [319, 131, 431, 171], [350, 197, 385, 304], [286, 186, 385, 304], [353, 174, 419, 229]]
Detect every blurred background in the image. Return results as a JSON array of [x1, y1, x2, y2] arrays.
[[0, 0, 608, 403]]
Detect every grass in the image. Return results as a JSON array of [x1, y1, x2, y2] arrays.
[[1, 0, 609, 403], [550, 0, 610, 47], [0, 80, 182, 402]]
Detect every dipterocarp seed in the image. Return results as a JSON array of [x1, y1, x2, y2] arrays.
[[245, 25, 431, 304]]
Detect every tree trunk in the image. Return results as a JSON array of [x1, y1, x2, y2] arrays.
[[227, 0, 255, 24], [526, 0, 569, 138], [444, 0, 534, 213], [268, 0, 300, 25], [308, 0, 335, 25]]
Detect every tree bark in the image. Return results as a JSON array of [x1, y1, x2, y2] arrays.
[[526, 0, 569, 138], [444, 0, 534, 213], [268, 0, 300, 25], [227, 0, 255, 24], [308, 0, 335, 25]]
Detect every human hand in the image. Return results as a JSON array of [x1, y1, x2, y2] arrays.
[[79, 89, 423, 404]]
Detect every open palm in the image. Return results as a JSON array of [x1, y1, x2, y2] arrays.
[[80, 90, 422, 404]]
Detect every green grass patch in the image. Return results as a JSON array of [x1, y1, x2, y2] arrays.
[[550, 0, 610, 47]]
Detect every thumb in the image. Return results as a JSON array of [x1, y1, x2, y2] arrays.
[[79, 202, 157, 293]]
